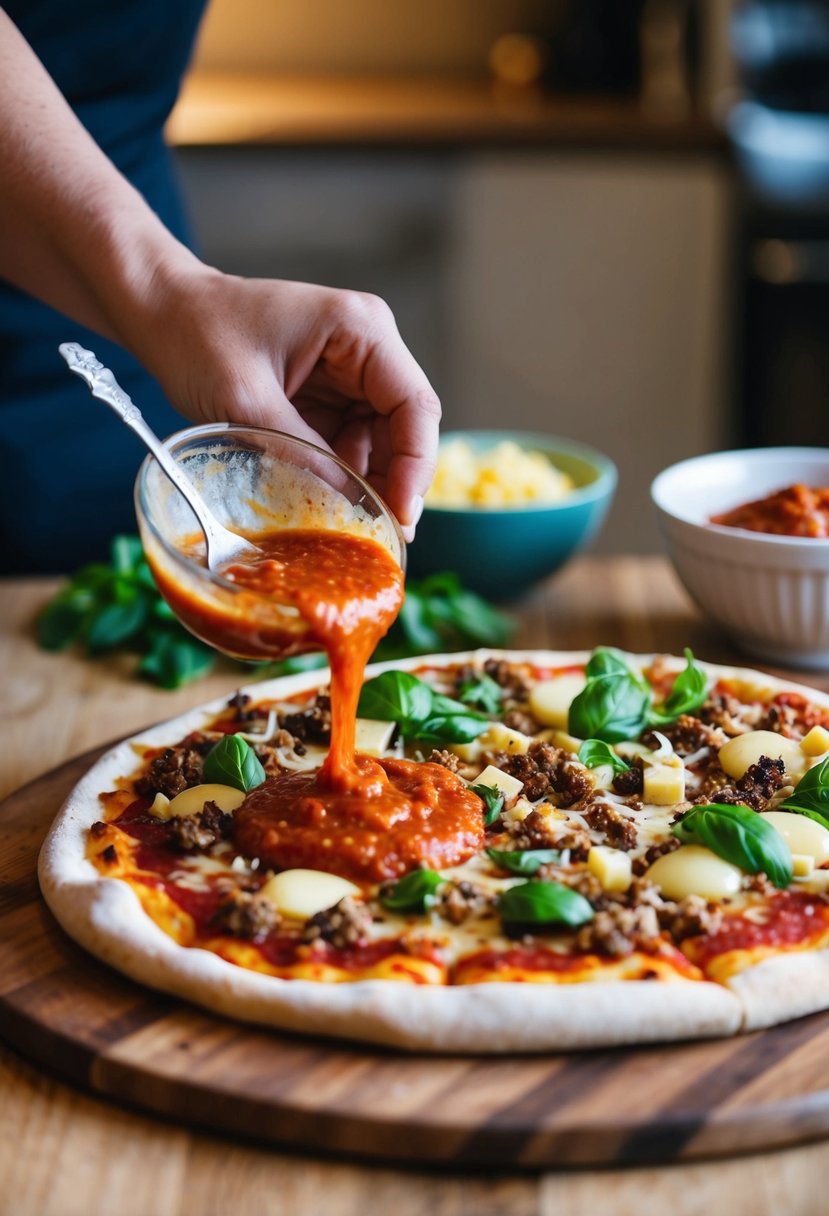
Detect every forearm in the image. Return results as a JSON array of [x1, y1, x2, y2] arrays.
[[0, 9, 200, 348]]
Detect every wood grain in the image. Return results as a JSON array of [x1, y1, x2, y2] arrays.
[[5, 567, 829, 1214], [7, 712, 829, 1167]]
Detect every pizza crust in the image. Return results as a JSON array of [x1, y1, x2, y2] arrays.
[[37, 650, 829, 1053]]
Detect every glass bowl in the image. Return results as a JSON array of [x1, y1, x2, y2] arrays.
[[135, 423, 405, 660]]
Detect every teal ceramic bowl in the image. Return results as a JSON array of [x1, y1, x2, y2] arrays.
[[407, 430, 617, 600]]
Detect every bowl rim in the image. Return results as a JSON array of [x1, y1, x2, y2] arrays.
[[422, 429, 617, 516], [651, 446, 829, 548], [134, 421, 406, 596]]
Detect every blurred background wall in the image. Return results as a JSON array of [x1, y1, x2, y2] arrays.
[[170, 0, 824, 555]]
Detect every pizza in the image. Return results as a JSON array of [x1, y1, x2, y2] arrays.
[[38, 647, 829, 1053]]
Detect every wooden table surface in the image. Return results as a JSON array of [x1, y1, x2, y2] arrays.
[[2, 558, 828, 1216]]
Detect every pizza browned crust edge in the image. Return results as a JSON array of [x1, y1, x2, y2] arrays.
[[37, 650, 829, 1054]]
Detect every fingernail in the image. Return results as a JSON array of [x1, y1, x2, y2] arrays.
[[408, 495, 424, 528]]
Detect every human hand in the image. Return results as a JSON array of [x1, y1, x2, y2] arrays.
[[132, 269, 441, 541]]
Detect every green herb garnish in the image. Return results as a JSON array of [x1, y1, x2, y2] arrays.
[[379, 869, 444, 913], [672, 803, 792, 889], [357, 670, 489, 745], [203, 734, 266, 792], [780, 756, 829, 830], [486, 848, 561, 876], [470, 783, 506, 826], [458, 673, 503, 714], [577, 738, 630, 775], [498, 880, 594, 927], [648, 649, 708, 726]]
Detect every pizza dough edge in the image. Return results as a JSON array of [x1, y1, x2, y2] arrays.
[[36, 648, 829, 1052]]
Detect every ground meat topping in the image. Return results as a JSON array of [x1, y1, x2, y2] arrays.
[[168, 801, 234, 851], [506, 810, 592, 859], [643, 715, 728, 757], [699, 755, 787, 812], [632, 836, 682, 876], [699, 692, 760, 737], [755, 701, 801, 739], [301, 896, 373, 949], [212, 888, 281, 940], [435, 880, 498, 925], [482, 658, 532, 701], [134, 742, 204, 799], [576, 903, 662, 957], [582, 801, 639, 851], [502, 708, 540, 735], [429, 749, 462, 774], [279, 693, 332, 745], [660, 893, 723, 942], [612, 760, 644, 797], [501, 741, 593, 806]]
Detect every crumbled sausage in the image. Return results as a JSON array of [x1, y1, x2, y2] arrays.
[[436, 880, 497, 925], [576, 904, 662, 957], [660, 893, 723, 942], [301, 896, 373, 949], [280, 694, 331, 745], [501, 741, 592, 807], [612, 760, 644, 797], [169, 800, 234, 851], [483, 659, 532, 700], [703, 755, 786, 812], [502, 708, 540, 735], [508, 810, 592, 860], [213, 888, 280, 940], [643, 715, 728, 757], [90, 820, 108, 840], [699, 692, 760, 737], [632, 836, 682, 876], [582, 802, 638, 851], [429, 749, 462, 774], [755, 701, 800, 739], [135, 743, 203, 799]]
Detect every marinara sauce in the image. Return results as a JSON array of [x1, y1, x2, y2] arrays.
[[711, 484, 829, 538], [158, 527, 485, 881]]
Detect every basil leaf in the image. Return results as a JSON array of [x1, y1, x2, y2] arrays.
[[568, 673, 649, 745], [486, 847, 561, 876], [357, 671, 434, 734], [110, 534, 145, 575], [86, 597, 149, 652], [780, 755, 829, 825], [448, 589, 513, 647], [203, 733, 266, 792], [578, 738, 630, 774], [417, 713, 490, 745], [649, 648, 707, 726], [458, 673, 503, 714], [470, 783, 505, 826], [672, 803, 792, 889], [397, 593, 445, 652], [586, 647, 644, 684], [139, 631, 216, 689], [498, 880, 594, 927], [379, 869, 443, 912], [37, 598, 89, 650]]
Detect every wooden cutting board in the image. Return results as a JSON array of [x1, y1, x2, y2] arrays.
[[5, 747, 829, 1170]]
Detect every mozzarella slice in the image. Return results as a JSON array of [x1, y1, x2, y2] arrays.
[[259, 868, 361, 919], [719, 731, 805, 781], [165, 783, 247, 819], [646, 845, 742, 901], [759, 810, 829, 863]]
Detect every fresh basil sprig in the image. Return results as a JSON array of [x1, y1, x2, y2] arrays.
[[780, 756, 829, 830], [458, 673, 503, 714], [498, 880, 594, 927], [577, 739, 630, 775], [672, 803, 792, 889], [36, 534, 217, 689], [648, 648, 708, 726], [486, 847, 561, 876], [372, 571, 513, 662], [203, 734, 266, 792], [379, 869, 443, 912], [358, 670, 489, 745], [470, 783, 506, 826], [568, 646, 708, 744]]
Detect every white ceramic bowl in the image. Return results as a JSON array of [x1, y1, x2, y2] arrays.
[[651, 448, 829, 670]]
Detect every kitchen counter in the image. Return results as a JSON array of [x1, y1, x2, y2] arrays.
[[1, 557, 828, 1216], [167, 71, 726, 151]]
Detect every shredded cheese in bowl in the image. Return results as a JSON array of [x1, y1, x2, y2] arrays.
[[426, 440, 574, 509]]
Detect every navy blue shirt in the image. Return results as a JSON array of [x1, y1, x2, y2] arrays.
[[1, 1, 207, 572]]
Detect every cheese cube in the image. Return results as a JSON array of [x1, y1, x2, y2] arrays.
[[259, 868, 361, 920], [454, 722, 531, 763], [529, 674, 586, 729], [354, 718, 397, 757], [548, 729, 584, 755], [801, 725, 829, 757], [792, 853, 815, 879], [470, 764, 524, 803], [588, 846, 633, 893], [149, 792, 171, 819], [643, 764, 685, 806]]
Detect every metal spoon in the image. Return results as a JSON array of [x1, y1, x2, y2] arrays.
[[59, 342, 259, 572]]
